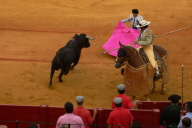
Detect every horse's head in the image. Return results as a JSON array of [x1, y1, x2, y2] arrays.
[[114, 42, 128, 69]]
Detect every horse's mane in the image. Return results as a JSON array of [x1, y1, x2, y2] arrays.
[[118, 48, 127, 57], [118, 45, 137, 57]]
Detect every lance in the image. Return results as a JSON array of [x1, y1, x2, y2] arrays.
[[181, 64, 184, 114], [103, 25, 192, 54]]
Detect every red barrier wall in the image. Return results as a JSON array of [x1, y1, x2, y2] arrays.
[[138, 101, 184, 113], [0, 105, 160, 128]]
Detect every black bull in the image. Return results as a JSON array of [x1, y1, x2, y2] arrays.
[[49, 34, 95, 86]]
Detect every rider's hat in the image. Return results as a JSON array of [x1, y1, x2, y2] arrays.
[[136, 20, 151, 27]]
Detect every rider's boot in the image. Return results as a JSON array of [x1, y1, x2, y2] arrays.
[[154, 65, 161, 81]]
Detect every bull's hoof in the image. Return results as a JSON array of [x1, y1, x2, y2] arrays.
[[69, 66, 74, 70], [121, 68, 125, 75], [59, 79, 63, 82]]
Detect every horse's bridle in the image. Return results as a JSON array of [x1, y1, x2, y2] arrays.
[[115, 47, 138, 66], [125, 47, 145, 65]]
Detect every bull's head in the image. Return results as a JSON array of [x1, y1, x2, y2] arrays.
[[76, 34, 96, 48]]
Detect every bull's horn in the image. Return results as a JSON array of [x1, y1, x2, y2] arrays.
[[86, 36, 96, 40]]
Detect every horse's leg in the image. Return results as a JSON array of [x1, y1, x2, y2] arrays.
[[161, 81, 166, 95], [132, 96, 140, 109], [150, 80, 156, 93], [145, 95, 150, 101], [132, 96, 136, 101]]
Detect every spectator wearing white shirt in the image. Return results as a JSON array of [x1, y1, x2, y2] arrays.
[[177, 101, 192, 128], [121, 9, 143, 30]]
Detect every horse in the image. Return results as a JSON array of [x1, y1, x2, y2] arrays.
[[114, 42, 169, 101]]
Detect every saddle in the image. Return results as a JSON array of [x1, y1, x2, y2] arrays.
[[139, 48, 160, 61], [139, 48, 164, 74]]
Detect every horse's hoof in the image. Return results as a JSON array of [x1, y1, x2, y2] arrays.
[[59, 79, 63, 82], [146, 98, 151, 101], [150, 89, 155, 94], [49, 83, 52, 86], [121, 68, 125, 75], [161, 88, 166, 95]]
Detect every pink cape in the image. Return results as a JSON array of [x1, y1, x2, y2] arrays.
[[102, 21, 140, 56]]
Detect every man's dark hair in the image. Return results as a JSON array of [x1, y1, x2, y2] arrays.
[[182, 117, 191, 127], [118, 90, 125, 94], [143, 25, 148, 28], [132, 9, 139, 14], [64, 102, 73, 113], [115, 103, 122, 108], [186, 101, 192, 112], [77, 102, 83, 105]]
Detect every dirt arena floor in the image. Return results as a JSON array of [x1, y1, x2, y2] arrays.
[[0, 0, 192, 109]]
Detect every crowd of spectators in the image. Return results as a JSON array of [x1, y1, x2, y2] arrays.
[[1, 83, 191, 128], [52, 83, 192, 128]]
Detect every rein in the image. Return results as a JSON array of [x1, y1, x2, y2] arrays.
[[125, 47, 145, 65]]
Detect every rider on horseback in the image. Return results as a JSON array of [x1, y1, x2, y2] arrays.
[[134, 20, 161, 81]]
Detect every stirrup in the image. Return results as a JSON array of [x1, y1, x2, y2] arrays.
[[154, 74, 161, 81]]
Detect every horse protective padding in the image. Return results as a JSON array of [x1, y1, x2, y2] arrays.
[[124, 53, 169, 96], [124, 63, 155, 96], [159, 54, 169, 84]]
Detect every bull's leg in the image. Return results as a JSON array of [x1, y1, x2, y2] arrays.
[[59, 64, 64, 82], [70, 56, 80, 69], [58, 72, 63, 82], [49, 68, 55, 86]]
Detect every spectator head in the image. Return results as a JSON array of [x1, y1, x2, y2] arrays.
[[185, 101, 192, 112], [131, 121, 141, 128], [0, 125, 8, 128], [117, 84, 125, 94], [113, 97, 122, 107], [64, 102, 74, 113], [182, 117, 191, 128], [168, 94, 181, 104], [76, 96, 85, 105], [29, 122, 40, 128]]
